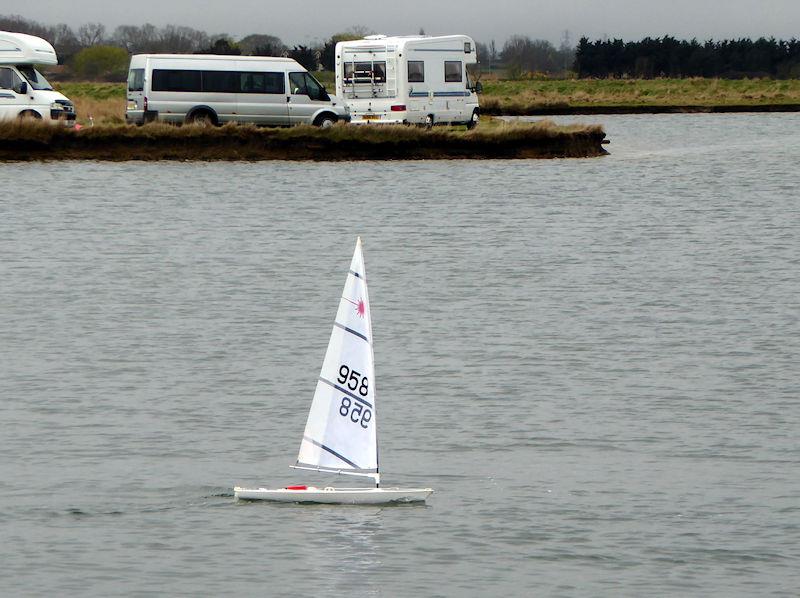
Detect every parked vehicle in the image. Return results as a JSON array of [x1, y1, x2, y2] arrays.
[[0, 31, 76, 125], [126, 54, 350, 127], [335, 34, 481, 127]]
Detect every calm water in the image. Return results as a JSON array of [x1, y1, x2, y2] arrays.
[[1, 114, 799, 596]]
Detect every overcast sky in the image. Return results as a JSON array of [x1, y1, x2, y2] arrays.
[[4, 0, 799, 46]]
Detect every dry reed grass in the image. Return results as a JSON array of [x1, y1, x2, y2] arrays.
[[1, 118, 607, 161]]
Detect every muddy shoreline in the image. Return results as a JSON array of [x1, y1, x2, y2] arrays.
[[2, 123, 609, 161]]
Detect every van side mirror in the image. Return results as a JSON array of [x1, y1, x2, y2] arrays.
[[472, 82, 483, 94], [14, 81, 28, 95]]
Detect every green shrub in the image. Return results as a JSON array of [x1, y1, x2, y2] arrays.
[[72, 46, 129, 81]]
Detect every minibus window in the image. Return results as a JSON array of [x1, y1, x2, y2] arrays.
[[304, 74, 325, 100], [289, 72, 307, 95], [290, 72, 326, 100], [264, 72, 285, 94], [203, 71, 238, 93], [152, 69, 201, 92], [128, 68, 144, 92], [444, 61, 463, 83], [240, 72, 285, 94]]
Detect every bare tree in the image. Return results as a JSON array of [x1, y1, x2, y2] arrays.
[[160, 25, 209, 53], [113, 24, 158, 53], [49, 23, 81, 60], [77, 22, 106, 47], [502, 35, 564, 75], [346, 25, 374, 38]]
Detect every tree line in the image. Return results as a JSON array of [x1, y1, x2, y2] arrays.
[[3, 13, 576, 79], [5, 14, 800, 80], [575, 36, 800, 79]]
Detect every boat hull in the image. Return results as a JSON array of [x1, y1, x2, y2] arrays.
[[234, 486, 433, 504]]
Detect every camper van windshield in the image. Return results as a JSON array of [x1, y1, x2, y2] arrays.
[[17, 66, 53, 91]]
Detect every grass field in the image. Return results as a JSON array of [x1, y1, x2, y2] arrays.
[[479, 78, 800, 112], [53, 77, 800, 125]]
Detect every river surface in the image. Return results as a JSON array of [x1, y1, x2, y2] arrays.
[[1, 114, 799, 597]]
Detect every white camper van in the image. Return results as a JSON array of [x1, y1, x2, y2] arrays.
[[0, 31, 76, 124], [126, 54, 350, 127], [335, 35, 481, 127]]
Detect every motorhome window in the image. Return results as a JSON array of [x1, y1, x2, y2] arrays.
[[444, 61, 463, 82], [0, 67, 13, 89], [127, 68, 144, 92], [203, 71, 239, 93], [343, 62, 386, 83], [17, 65, 53, 90], [464, 42, 472, 53], [408, 61, 424, 82], [240, 72, 285, 94], [152, 69, 202, 92]]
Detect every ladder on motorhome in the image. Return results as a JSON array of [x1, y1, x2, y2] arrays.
[[345, 44, 397, 99]]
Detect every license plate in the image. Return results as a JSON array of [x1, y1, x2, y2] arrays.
[[362, 114, 380, 120], [127, 101, 136, 110]]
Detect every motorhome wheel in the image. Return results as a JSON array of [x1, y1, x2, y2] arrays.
[[466, 110, 479, 130]]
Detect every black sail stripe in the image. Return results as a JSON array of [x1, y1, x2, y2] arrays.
[[302, 435, 360, 469], [333, 321, 369, 342], [318, 377, 373, 409]]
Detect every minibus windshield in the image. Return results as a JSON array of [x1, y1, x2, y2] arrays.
[[17, 65, 54, 90]]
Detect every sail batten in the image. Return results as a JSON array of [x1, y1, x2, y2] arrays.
[[296, 238, 378, 476], [333, 321, 369, 342], [318, 377, 373, 408]]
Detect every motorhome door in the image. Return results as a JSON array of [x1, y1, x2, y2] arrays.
[[0, 67, 26, 118]]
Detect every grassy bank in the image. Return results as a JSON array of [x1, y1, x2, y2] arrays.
[[1, 120, 608, 161], [53, 78, 800, 125], [479, 78, 800, 114]]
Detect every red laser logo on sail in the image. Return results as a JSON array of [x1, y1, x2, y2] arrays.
[[345, 297, 366, 318]]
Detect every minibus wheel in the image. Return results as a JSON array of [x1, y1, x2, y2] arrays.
[[186, 109, 217, 126], [314, 113, 337, 128], [425, 114, 434, 129]]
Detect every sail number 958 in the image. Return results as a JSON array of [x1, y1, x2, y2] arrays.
[[339, 397, 372, 429], [337, 365, 369, 397], [337, 364, 371, 428]]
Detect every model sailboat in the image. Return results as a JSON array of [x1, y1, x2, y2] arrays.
[[234, 238, 432, 504]]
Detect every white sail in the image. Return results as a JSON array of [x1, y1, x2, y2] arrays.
[[295, 238, 378, 479]]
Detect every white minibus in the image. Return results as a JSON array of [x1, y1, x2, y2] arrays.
[[0, 31, 76, 125], [126, 54, 350, 127]]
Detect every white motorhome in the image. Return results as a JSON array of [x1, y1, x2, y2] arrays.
[[0, 31, 76, 124], [126, 54, 350, 127], [335, 34, 482, 127]]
